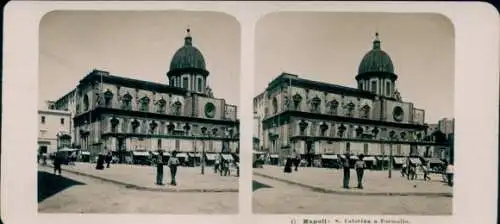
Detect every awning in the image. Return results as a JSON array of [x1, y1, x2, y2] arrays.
[[321, 154, 338, 160], [253, 150, 265, 154], [80, 151, 90, 155], [189, 153, 202, 157], [350, 155, 359, 160], [425, 158, 444, 164], [221, 154, 234, 161], [270, 154, 279, 158], [176, 153, 188, 158], [132, 151, 150, 156], [206, 153, 217, 160], [363, 156, 377, 162], [151, 151, 159, 155], [409, 158, 422, 165], [376, 156, 390, 161], [59, 147, 77, 152], [393, 157, 405, 164]]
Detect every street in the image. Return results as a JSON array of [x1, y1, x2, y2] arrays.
[[252, 175, 452, 215], [38, 166, 238, 214]]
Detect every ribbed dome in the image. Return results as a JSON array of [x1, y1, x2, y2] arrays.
[[358, 33, 394, 74], [169, 29, 206, 71]]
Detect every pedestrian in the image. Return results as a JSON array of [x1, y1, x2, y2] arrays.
[[53, 152, 63, 175], [224, 160, 231, 176], [96, 154, 105, 170], [342, 153, 351, 189], [401, 162, 407, 177], [422, 163, 431, 181], [355, 154, 366, 189], [294, 154, 300, 171], [105, 152, 112, 168], [156, 151, 164, 185], [167, 151, 180, 186], [446, 162, 454, 186], [283, 157, 293, 173], [214, 157, 220, 173]]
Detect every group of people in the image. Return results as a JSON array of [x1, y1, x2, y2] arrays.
[[214, 156, 232, 176], [401, 159, 430, 181], [95, 152, 114, 170], [156, 150, 180, 186], [283, 154, 301, 173], [342, 154, 367, 189]]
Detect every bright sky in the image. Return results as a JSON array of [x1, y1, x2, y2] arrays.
[[39, 11, 240, 107], [254, 12, 454, 124]]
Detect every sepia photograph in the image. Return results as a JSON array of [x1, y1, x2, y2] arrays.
[[252, 12, 455, 215], [37, 10, 241, 214]]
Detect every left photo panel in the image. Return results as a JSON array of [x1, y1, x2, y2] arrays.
[[37, 10, 241, 214]]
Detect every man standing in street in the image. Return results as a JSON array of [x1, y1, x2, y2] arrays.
[[156, 150, 164, 185], [355, 154, 366, 189], [168, 151, 180, 186]]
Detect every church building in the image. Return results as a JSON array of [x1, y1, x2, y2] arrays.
[[254, 33, 448, 166], [53, 29, 239, 162]]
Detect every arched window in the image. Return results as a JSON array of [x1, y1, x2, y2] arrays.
[[299, 120, 308, 136], [83, 94, 90, 111], [338, 125, 346, 137], [104, 90, 113, 108], [139, 96, 150, 112], [197, 77, 203, 92], [372, 127, 379, 138], [172, 101, 182, 116], [212, 128, 218, 136], [157, 98, 166, 113], [327, 99, 339, 115], [182, 77, 189, 89], [355, 126, 364, 137], [311, 96, 321, 113], [320, 123, 328, 136], [361, 105, 370, 119], [201, 126, 207, 135], [292, 94, 302, 110], [167, 123, 175, 134], [183, 123, 191, 135], [400, 132, 406, 140], [150, 121, 158, 134], [121, 93, 132, 110], [110, 117, 119, 133], [131, 120, 140, 133], [345, 102, 355, 117], [386, 81, 391, 96]]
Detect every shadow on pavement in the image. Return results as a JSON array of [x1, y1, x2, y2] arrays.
[[253, 180, 272, 192], [38, 171, 85, 203]]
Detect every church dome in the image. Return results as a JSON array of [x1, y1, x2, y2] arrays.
[[358, 33, 395, 75], [169, 29, 206, 71]]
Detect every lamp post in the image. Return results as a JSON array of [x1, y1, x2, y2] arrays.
[[201, 133, 206, 175], [388, 132, 395, 179]]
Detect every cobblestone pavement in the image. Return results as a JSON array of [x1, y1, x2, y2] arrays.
[[254, 165, 452, 195], [38, 166, 238, 214], [47, 162, 238, 191], [252, 175, 452, 215]]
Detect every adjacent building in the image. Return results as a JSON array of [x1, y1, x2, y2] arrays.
[[253, 33, 450, 166], [52, 29, 239, 162], [38, 101, 72, 155]]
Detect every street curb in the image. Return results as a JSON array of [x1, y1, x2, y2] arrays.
[[40, 164, 238, 193], [253, 172, 453, 198]]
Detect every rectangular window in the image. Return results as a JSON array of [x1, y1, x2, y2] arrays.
[[60, 118, 65, 125], [183, 77, 189, 89], [157, 139, 162, 149], [41, 116, 46, 124], [371, 80, 377, 93], [364, 144, 369, 155]]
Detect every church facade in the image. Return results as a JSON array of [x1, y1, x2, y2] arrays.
[[254, 33, 447, 165], [53, 29, 239, 160]]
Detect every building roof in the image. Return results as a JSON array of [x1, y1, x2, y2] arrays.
[[357, 32, 395, 75], [169, 28, 206, 71]]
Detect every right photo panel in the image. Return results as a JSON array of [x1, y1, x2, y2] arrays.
[[252, 12, 454, 215]]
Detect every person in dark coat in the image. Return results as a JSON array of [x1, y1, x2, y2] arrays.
[[53, 152, 63, 175], [342, 153, 351, 189], [167, 151, 180, 186], [355, 154, 367, 189], [96, 154, 105, 170], [105, 152, 112, 168], [294, 154, 301, 171], [284, 157, 293, 173], [156, 151, 164, 185]]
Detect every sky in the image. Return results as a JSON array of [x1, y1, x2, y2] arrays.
[[255, 12, 455, 124], [39, 10, 241, 107]]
